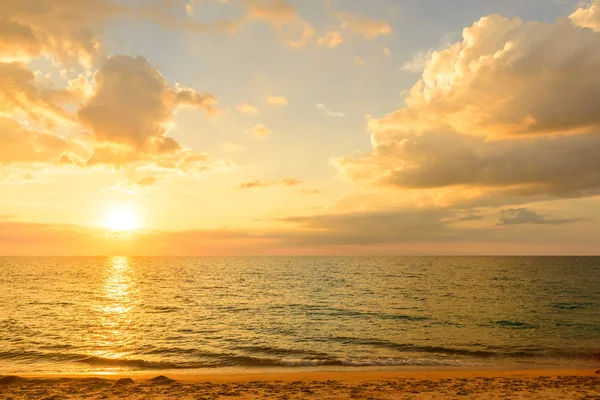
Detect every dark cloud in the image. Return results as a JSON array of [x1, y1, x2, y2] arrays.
[[338, 131, 600, 197]]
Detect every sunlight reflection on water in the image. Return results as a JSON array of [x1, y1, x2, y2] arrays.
[[93, 256, 137, 360]]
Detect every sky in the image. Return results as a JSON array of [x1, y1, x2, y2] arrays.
[[1, 0, 600, 255]]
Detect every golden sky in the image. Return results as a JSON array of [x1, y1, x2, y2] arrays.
[[1, 0, 600, 255]]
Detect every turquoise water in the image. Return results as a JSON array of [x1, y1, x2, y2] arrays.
[[0, 256, 599, 373]]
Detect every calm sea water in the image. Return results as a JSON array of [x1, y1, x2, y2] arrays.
[[1, 256, 599, 373]]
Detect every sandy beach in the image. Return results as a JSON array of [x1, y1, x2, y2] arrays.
[[1, 368, 599, 399]]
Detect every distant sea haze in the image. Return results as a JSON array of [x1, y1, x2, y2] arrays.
[[1, 256, 598, 373]]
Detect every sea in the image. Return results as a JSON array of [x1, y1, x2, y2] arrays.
[[1, 256, 599, 374]]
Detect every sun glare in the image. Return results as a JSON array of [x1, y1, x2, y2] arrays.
[[102, 206, 141, 232]]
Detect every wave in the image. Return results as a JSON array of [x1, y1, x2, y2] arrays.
[[494, 320, 538, 329], [283, 305, 429, 322], [551, 302, 594, 310], [2, 341, 598, 372], [322, 336, 600, 360], [78, 356, 184, 369]]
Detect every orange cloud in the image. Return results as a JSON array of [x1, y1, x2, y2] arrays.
[[281, 178, 301, 186], [0, 62, 78, 125], [0, 0, 115, 66], [242, 0, 314, 48], [376, 15, 600, 139], [0, 117, 83, 165], [334, 12, 392, 39], [334, 12, 600, 202], [570, 0, 600, 31], [239, 178, 302, 189], [0, 208, 595, 255], [244, 0, 298, 25], [317, 31, 343, 48], [78, 55, 222, 171], [239, 180, 270, 189]]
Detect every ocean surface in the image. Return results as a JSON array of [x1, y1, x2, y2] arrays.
[[1, 256, 599, 373]]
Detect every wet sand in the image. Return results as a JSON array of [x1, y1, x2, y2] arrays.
[[1, 368, 599, 399]]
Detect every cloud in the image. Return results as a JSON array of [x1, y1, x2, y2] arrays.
[[0, 62, 78, 125], [354, 56, 366, 66], [448, 210, 484, 222], [0, 220, 265, 256], [312, 10, 391, 51], [0, 0, 117, 66], [123, 0, 241, 37], [336, 130, 600, 198], [334, 12, 392, 39], [239, 177, 302, 189], [275, 208, 464, 246], [0, 19, 43, 62], [281, 178, 302, 186], [78, 55, 223, 171], [570, 0, 600, 31], [107, 176, 158, 195], [236, 103, 260, 114], [249, 123, 272, 139], [498, 208, 583, 226], [244, 0, 298, 25], [239, 180, 270, 189], [316, 103, 346, 117], [335, 11, 600, 206], [382, 46, 392, 55], [378, 15, 600, 139], [400, 33, 456, 74], [1, 207, 597, 255], [0, 117, 82, 165], [317, 31, 343, 48], [400, 49, 435, 73], [0, 15, 230, 176], [242, 0, 314, 48], [266, 95, 289, 105]]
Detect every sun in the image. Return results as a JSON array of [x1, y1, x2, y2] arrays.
[[102, 206, 141, 232]]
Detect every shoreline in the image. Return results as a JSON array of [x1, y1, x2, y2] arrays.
[[8, 365, 600, 381], [7, 365, 600, 383], [2, 367, 598, 399]]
